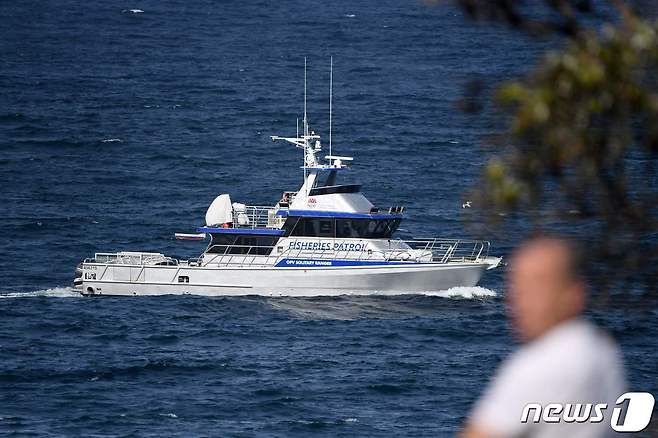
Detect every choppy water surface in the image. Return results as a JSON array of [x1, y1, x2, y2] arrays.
[[1, 1, 656, 436]]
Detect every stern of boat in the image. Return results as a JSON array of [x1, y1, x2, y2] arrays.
[[73, 260, 84, 292]]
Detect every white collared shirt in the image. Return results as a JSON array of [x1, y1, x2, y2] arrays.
[[470, 318, 626, 438]]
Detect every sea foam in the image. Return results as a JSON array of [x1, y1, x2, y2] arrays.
[[0, 287, 80, 298], [420, 286, 497, 299]]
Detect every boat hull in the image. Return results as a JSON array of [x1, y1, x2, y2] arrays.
[[79, 262, 493, 297]]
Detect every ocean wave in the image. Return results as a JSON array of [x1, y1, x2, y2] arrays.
[[0, 359, 223, 384], [10, 138, 92, 149], [264, 286, 497, 320], [0, 287, 80, 299], [419, 286, 497, 299], [0, 286, 496, 300], [0, 112, 27, 122]]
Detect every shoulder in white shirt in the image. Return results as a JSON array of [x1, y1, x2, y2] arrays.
[[470, 318, 625, 438]]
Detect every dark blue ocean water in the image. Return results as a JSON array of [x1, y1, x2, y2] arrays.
[[1, 1, 656, 436]]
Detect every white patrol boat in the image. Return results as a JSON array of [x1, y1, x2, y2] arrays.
[[74, 61, 501, 297]]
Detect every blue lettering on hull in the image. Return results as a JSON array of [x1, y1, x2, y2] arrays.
[[275, 259, 413, 267], [287, 241, 366, 252]]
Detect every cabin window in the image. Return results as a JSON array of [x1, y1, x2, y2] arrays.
[[367, 219, 379, 235], [289, 218, 335, 237], [287, 217, 400, 238], [207, 234, 277, 255], [335, 219, 352, 238], [318, 219, 334, 237], [373, 220, 390, 236], [178, 276, 190, 283], [288, 217, 304, 236], [304, 219, 319, 236], [336, 219, 364, 238]]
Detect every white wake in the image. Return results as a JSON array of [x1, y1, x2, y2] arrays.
[[0, 287, 80, 298], [264, 287, 498, 320], [0, 286, 496, 300], [418, 286, 497, 299]]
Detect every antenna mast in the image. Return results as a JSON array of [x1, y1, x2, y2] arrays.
[[329, 56, 333, 167], [304, 57, 308, 138], [303, 58, 308, 191]]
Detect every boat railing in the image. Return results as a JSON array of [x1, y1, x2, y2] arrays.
[[201, 238, 490, 267], [93, 252, 178, 266], [202, 244, 282, 267], [393, 238, 490, 263], [90, 239, 489, 269], [232, 205, 285, 229]]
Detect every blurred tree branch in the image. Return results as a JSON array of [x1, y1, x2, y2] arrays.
[[448, 0, 658, 299]]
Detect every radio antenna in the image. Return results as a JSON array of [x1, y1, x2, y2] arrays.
[[329, 56, 333, 166], [304, 57, 308, 138], [303, 58, 308, 192]]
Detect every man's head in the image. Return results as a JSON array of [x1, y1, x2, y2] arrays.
[[507, 236, 586, 342]]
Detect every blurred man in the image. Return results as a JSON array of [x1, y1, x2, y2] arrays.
[[462, 237, 625, 438]]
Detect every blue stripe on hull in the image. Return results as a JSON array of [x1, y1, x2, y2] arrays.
[[276, 210, 403, 220], [197, 227, 284, 235], [275, 258, 414, 267]]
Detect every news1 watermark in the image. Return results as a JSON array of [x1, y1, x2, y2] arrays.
[[521, 392, 655, 432]]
